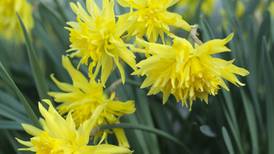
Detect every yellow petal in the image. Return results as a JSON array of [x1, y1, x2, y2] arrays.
[[21, 124, 42, 136], [113, 128, 130, 147]]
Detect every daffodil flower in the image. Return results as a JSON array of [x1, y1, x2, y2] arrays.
[[133, 34, 249, 108], [67, 0, 136, 85], [16, 100, 132, 154], [49, 56, 135, 147], [117, 0, 192, 42], [0, 0, 33, 42]]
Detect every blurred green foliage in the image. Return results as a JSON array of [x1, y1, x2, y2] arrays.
[[0, 0, 273, 154]]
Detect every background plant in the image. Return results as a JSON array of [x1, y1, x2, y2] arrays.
[[0, 0, 273, 154]]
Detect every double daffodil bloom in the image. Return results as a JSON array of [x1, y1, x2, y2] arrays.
[[0, 0, 33, 42], [67, 0, 136, 85], [117, 0, 192, 42], [133, 34, 249, 108], [16, 100, 132, 154], [49, 56, 135, 147]]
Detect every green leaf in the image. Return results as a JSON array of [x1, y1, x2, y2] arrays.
[[101, 123, 191, 154], [39, 1, 64, 24], [123, 116, 150, 154], [261, 37, 274, 154], [38, 1, 68, 47], [200, 125, 216, 138], [241, 90, 259, 154], [0, 91, 26, 115], [223, 105, 244, 154], [222, 91, 239, 132], [17, 14, 49, 100], [152, 102, 179, 154], [0, 120, 22, 130], [33, 21, 66, 80], [222, 126, 235, 154], [0, 61, 40, 128], [199, 15, 215, 41], [0, 91, 29, 122], [2, 131, 19, 154], [0, 104, 27, 123], [110, 72, 150, 154], [135, 88, 160, 154]]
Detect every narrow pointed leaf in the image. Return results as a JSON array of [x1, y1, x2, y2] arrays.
[[0, 61, 40, 128], [101, 123, 191, 154], [17, 14, 49, 100]]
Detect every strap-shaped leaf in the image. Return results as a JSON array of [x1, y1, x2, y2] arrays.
[[0, 61, 40, 128], [17, 14, 49, 100]]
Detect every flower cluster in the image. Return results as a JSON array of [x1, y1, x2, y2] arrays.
[[64, 0, 249, 111], [16, 0, 249, 153], [0, 0, 33, 42]]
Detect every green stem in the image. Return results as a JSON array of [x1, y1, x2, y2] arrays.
[[105, 79, 140, 94], [126, 79, 140, 87]]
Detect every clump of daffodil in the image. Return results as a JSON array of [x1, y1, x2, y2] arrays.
[[133, 34, 249, 108], [0, 0, 33, 42], [117, 0, 192, 42], [179, 0, 216, 16], [16, 100, 132, 154], [49, 56, 135, 147], [67, 0, 136, 85]]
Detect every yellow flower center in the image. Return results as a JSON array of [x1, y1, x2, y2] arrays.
[[31, 133, 63, 154], [138, 7, 162, 22]]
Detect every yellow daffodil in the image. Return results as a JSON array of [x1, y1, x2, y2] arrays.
[[269, 2, 274, 17], [67, 0, 136, 85], [179, 0, 216, 16], [133, 34, 249, 109], [117, 0, 192, 42], [201, 0, 215, 16], [16, 100, 132, 154], [49, 56, 135, 147], [0, 0, 33, 42], [236, 0, 245, 17]]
